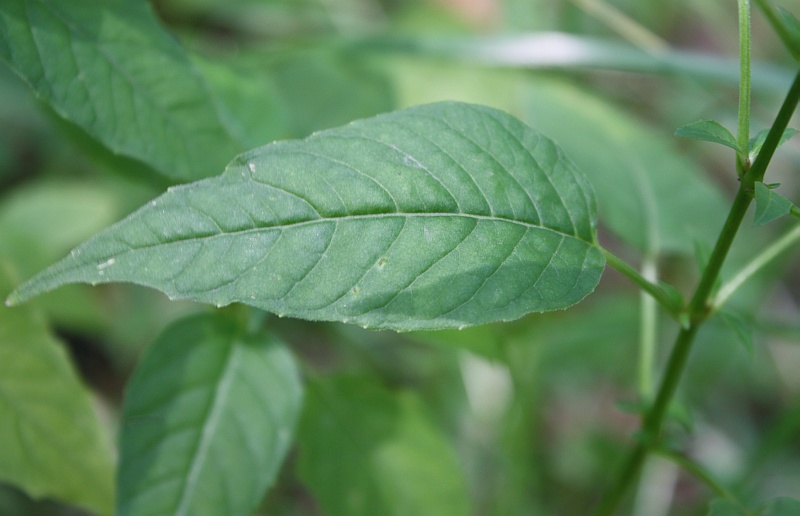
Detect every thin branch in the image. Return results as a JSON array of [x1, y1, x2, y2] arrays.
[[713, 224, 800, 311], [601, 248, 683, 318]]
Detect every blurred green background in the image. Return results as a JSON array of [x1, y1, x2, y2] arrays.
[[1, 0, 800, 514]]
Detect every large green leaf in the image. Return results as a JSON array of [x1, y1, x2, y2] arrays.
[[0, 264, 114, 515], [7, 102, 604, 331], [297, 375, 471, 516], [523, 78, 728, 254], [117, 313, 302, 516], [0, 0, 246, 181]]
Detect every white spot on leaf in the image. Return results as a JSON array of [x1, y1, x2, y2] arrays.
[[97, 258, 115, 270]]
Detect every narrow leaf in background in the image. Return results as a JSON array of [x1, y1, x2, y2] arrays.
[[524, 78, 728, 254], [0, 264, 114, 515], [297, 375, 471, 516], [117, 313, 302, 516], [7, 102, 605, 331], [0, 0, 249, 181]]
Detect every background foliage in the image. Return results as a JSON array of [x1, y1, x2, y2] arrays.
[[1, 0, 800, 514]]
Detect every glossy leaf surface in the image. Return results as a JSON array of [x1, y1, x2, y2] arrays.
[[117, 314, 302, 516], [8, 102, 604, 331], [0, 265, 114, 515]]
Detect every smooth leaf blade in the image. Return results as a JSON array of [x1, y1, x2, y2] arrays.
[[0, 264, 114, 515], [0, 0, 242, 180], [117, 314, 302, 516], [7, 102, 604, 331], [675, 119, 743, 153], [754, 181, 794, 225]]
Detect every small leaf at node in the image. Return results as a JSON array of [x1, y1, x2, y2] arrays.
[[754, 181, 795, 226], [675, 120, 743, 153], [749, 128, 799, 162]]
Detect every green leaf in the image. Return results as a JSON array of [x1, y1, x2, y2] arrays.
[[754, 181, 794, 225], [762, 497, 800, 516], [117, 313, 302, 516], [8, 102, 605, 331], [776, 6, 800, 59], [0, 0, 250, 181], [707, 498, 749, 516], [719, 311, 754, 357], [749, 128, 799, 162], [675, 120, 743, 153], [0, 263, 114, 515], [524, 78, 728, 254], [297, 375, 470, 516], [269, 48, 395, 137]]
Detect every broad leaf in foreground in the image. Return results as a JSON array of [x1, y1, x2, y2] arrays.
[[0, 264, 114, 515], [7, 102, 604, 331], [117, 314, 302, 516]]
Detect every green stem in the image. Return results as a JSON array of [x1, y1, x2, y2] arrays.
[[653, 448, 739, 502], [738, 0, 752, 170], [713, 224, 800, 311], [601, 248, 682, 317], [638, 258, 658, 401], [594, 70, 800, 516]]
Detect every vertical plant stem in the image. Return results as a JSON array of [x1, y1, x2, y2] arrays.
[[738, 0, 752, 168], [638, 258, 658, 401], [595, 68, 800, 516]]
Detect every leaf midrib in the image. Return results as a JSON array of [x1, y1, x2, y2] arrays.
[[7, 210, 596, 305], [113, 210, 592, 255]]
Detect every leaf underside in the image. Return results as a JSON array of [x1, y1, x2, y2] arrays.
[[8, 102, 604, 331]]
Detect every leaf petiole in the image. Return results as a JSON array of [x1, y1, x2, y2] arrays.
[[601, 248, 684, 318]]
